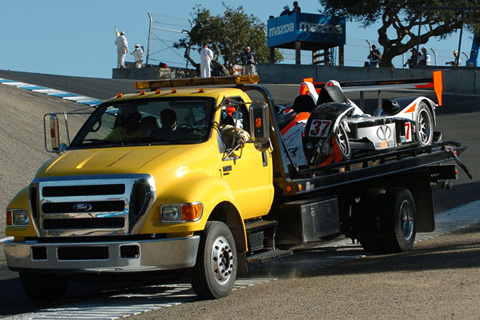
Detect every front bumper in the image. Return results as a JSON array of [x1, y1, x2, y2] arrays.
[[4, 236, 200, 273]]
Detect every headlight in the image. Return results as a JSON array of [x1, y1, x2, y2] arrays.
[[161, 203, 202, 223], [6, 209, 30, 226]]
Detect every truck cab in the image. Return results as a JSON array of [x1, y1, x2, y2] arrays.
[[5, 75, 275, 301]]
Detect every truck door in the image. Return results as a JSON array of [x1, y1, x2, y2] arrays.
[[218, 102, 273, 219]]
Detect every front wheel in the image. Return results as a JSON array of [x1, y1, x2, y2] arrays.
[[20, 272, 69, 303], [191, 221, 237, 299]]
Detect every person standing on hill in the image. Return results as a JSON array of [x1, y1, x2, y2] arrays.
[[115, 31, 129, 68], [200, 43, 214, 77]]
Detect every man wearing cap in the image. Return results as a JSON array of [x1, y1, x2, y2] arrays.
[[280, 5, 290, 16], [447, 50, 461, 67], [404, 47, 420, 68], [242, 46, 256, 75], [131, 44, 144, 68], [115, 31, 129, 68]]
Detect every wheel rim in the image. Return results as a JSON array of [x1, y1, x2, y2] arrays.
[[210, 236, 234, 285], [336, 123, 350, 157], [417, 108, 432, 145], [400, 200, 415, 241]]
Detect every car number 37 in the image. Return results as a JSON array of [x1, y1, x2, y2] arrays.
[[308, 119, 332, 138]]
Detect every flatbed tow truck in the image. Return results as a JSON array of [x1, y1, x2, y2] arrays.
[[4, 75, 469, 302]]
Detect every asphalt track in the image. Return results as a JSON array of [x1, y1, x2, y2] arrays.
[[0, 70, 479, 319]]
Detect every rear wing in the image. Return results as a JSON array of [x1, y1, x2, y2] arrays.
[[300, 71, 443, 109]]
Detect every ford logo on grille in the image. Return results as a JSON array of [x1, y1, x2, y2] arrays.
[[73, 203, 93, 212]]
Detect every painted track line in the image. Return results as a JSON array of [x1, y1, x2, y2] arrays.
[[0, 78, 103, 106]]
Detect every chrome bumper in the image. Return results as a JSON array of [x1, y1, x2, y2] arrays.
[[4, 236, 200, 273]]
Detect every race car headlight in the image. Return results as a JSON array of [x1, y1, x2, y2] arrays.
[[161, 203, 203, 222], [6, 209, 29, 226]]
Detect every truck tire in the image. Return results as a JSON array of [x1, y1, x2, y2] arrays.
[[416, 102, 434, 146], [20, 272, 68, 303], [191, 221, 237, 299], [379, 188, 416, 253], [356, 189, 384, 252]]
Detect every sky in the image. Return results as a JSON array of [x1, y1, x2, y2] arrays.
[[0, 0, 474, 79]]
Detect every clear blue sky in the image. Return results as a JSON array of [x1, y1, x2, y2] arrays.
[[0, 0, 473, 79]]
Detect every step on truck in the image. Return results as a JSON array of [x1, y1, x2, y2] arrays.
[[4, 75, 469, 302]]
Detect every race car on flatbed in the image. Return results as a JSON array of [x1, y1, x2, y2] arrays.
[[4, 74, 470, 302], [278, 71, 444, 167]]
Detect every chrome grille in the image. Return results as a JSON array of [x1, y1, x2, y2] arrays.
[[30, 174, 155, 237]]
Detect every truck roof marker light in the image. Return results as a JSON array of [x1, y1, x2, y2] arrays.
[[155, 89, 162, 94], [139, 90, 146, 96], [115, 93, 123, 98], [182, 203, 203, 221], [198, 88, 205, 93], [171, 89, 177, 93]]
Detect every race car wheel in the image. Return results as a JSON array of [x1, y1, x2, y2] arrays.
[[335, 120, 351, 160], [416, 102, 434, 146], [191, 221, 237, 299]]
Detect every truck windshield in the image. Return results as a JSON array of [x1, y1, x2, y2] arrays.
[[70, 97, 216, 148]]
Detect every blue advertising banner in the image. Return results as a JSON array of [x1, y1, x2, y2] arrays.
[[267, 13, 346, 48]]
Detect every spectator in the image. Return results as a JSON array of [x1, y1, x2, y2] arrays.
[[292, 1, 301, 13], [418, 47, 431, 66], [200, 43, 214, 78], [242, 47, 256, 75], [367, 45, 382, 68], [114, 31, 128, 69], [447, 50, 461, 67], [131, 44, 144, 68], [404, 47, 420, 68], [280, 5, 290, 16]]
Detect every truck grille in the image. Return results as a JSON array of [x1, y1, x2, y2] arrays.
[[30, 174, 155, 237]]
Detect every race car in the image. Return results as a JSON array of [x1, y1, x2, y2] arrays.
[[279, 73, 443, 167]]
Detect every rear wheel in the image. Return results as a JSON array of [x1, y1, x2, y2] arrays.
[[380, 188, 416, 253], [416, 102, 434, 146], [20, 272, 68, 303], [357, 188, 416, 253], [191, 221, 237, 299]]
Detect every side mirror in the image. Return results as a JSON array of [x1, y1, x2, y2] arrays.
[[50, 114, 61, 151], [249, 103, 270, 152]]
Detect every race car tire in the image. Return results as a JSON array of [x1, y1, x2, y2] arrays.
[[191, 221, 237, 299], [335, 120, 351, 160], [416, 102, 434, 146]]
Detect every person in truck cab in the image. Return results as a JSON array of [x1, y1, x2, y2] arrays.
[[148, 108, 178, 138], [219, 109, 250, 149], [104, 105, 151, 141]]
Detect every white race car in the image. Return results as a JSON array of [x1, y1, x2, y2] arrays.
[[279, 73, 443, 167]]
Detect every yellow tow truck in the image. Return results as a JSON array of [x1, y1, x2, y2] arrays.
[[4, 75, 466, 302]]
